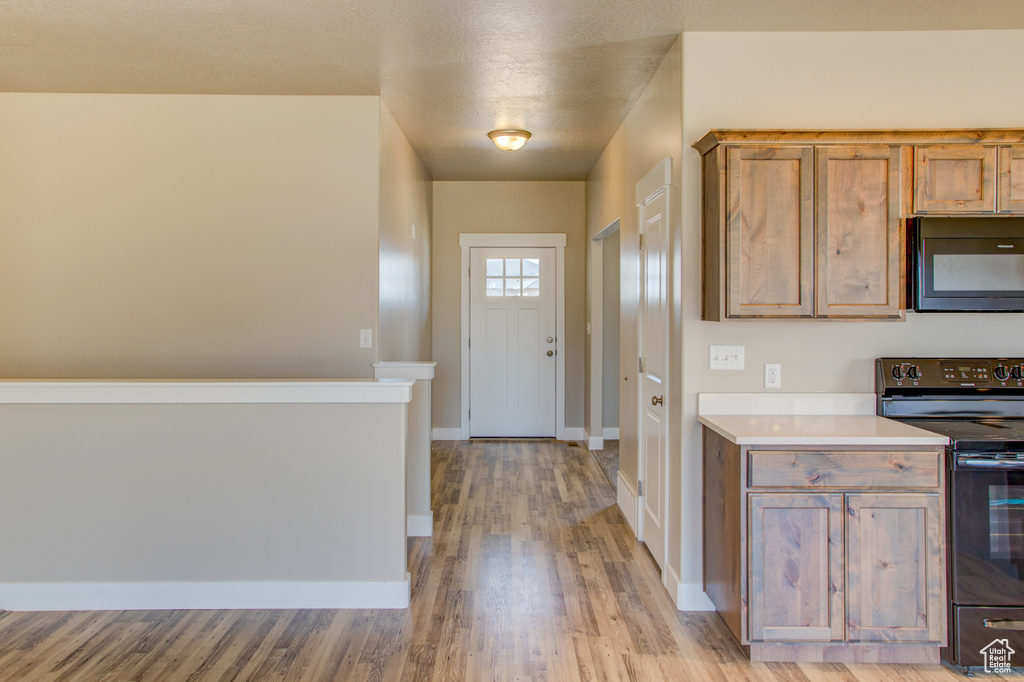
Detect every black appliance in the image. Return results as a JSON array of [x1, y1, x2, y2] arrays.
[[913, 217, 1024, 312], [878, 357, 1024, 673]]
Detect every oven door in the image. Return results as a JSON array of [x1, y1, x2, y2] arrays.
[[952, 453, 1024, 607]]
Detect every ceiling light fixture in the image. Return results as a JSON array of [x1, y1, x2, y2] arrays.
[[488, 129, 531, 152]]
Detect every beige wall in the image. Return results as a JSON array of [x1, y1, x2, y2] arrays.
[[0, 402, 407, 583], [0, 94, 381, 379], [431, 181, 587, 429], [585, 39, 683, 500], [379, 102, 433, 362], [677, 30, 1024, 585]]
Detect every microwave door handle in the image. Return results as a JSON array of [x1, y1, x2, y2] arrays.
[[957, 457, 1024, 470], [984, 619, 1024, 631]]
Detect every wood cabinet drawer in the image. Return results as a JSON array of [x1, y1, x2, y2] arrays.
[[749, 450, 940, 489]]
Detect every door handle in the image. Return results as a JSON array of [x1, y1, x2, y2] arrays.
[[547, 350, 554, 357], [984, 619, 1024, 630], [651, 395, 663, 406], [547, 336, 554, 343]]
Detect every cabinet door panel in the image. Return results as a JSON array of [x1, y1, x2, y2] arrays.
[[815, 146, 902, 317], [846, 493, 945, 643], [749, 494, 844, 642], [727, 147, 814, 317], [999, 146, 1024, 213], [914, 145, 997, 213]]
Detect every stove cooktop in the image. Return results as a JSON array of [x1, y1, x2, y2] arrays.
[[899, 418, 1024, 452]]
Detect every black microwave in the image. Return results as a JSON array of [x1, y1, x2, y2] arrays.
[[913, 217, 1024, 312]]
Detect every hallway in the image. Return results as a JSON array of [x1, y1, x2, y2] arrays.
[[0, 440, 965, 680]]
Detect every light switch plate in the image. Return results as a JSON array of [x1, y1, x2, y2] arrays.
[[360, 329, 372, 348], [709, 345, 744, 370]]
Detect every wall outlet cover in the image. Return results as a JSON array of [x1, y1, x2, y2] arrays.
[[709, 345, 744, 370], [359, 329, 372, 348], [765, 363, 782, 389]]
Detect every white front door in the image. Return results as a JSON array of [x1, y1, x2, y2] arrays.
[[469, 247, 557, 437], [638, 186, 669, 572]]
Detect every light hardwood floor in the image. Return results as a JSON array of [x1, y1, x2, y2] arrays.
[[0, 439, 976, 680]]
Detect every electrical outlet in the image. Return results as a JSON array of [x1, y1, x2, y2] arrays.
[[411, 223, 417, 240], [360, 329, 372, 348], [765, 363, 782, 389], [709, 345, 744, 370]]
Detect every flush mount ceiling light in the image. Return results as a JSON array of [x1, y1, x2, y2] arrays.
[[488, 129, 531, 152]]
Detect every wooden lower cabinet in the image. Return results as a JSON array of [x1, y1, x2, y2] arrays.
[[749, 493, 844, 642], [703, 427, 947, 664], [846, 493, 944, 643]]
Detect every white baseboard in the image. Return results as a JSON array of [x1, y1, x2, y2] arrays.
[[0, 576, 411, 611], [563, 427, 586, 441], [665, 565, 715, 611], [617, 471, 638, 538], [603, 427, 620, 440], [431, 428, 464, 441], [407, 513, 433, 537]]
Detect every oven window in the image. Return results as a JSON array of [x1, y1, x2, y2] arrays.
[[933, 254, 1024, 292], [953, 470, 1024, 606], [990, 485, 1024, 563]]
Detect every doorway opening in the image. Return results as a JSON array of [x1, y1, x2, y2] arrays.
[[589, 220, 621, 486]]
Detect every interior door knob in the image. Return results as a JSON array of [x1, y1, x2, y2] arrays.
[[547, 350, 554, 357], [651, 395, 663, 406], [547, 336, 554, 343]]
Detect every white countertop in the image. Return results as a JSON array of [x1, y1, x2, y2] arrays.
[[0, 379, 414, 404], [698, 414, 949, 446]]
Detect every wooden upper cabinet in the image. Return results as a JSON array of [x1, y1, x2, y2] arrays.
[[726, 146, 814, 318], [815, 146, 902, 318], [913, 145, 997, 213], [748, 493, 845, 643], [999, 145, 1024, 213], [845, 493, 945, 644]]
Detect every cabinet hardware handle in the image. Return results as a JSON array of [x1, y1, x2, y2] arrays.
[[984, 619, 1024, 630], [651, 395, 663, 406]]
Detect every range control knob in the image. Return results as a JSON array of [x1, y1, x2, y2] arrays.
[[891, 365, 903, 380], [906, 365, 920, 380], [1012, 366, 1024, 381], [994, 365, 1010, 381]]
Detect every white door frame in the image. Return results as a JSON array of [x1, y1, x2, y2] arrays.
[[635, 158, 671, 557], [459, 233, 567, 441]]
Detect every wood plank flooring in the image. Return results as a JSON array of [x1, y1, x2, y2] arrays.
[[0, 439, 975, 680]]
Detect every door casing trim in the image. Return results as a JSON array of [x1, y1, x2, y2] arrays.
[[459, 233, 567, 441]]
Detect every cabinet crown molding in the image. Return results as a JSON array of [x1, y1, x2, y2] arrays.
[[693, 129, 1024, 156]]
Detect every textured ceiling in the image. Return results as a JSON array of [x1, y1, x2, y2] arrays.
[[2, 0, 1023, 180]]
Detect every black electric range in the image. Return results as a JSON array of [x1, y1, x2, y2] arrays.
[[878, 358, 1024, 674]]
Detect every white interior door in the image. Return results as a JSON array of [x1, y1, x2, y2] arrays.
[[470, 247, 556, 437], [638, 187, 669, 572]]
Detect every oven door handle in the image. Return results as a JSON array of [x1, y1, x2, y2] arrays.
[[984, 619, 1024, 631], [957, 456, 1024, 470]]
